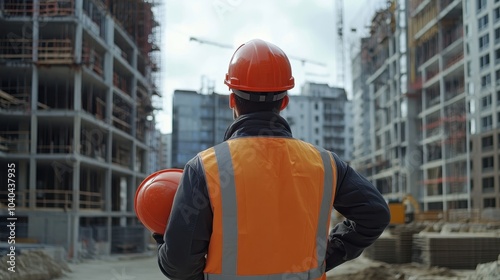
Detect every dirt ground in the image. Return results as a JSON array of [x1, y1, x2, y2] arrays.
[[54, 253, 477, 280]]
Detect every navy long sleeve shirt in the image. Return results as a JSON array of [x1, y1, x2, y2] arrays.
[[157, 112, 390, 279]]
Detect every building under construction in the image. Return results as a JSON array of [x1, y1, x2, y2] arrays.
[[465, 0, 500, 209], [408, 0, 468, 210], [0, 0, 160, 258], [353, 1, 421, 203]]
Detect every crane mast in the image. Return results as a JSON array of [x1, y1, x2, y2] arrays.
[[336, 0, 345, 87]]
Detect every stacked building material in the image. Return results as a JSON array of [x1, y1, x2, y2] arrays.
[[364, 224, 428, 264], [392, 224, 427, 264], [412, 233, 500, 269], [363, 234, 397, 263]]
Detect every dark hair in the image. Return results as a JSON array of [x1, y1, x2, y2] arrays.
[[233, 91, 285, 115]]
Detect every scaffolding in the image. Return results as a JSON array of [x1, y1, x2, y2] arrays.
[[0, 0, 160, 257], [0, 38, 74, 64], [105, 0, 160, 74], [0, 131, 30, 153], [2, 0, 75, 17], [82, 42, 104, 76]]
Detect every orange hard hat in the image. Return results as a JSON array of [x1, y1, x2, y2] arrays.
[[134, 168, 183, 234], [224, 39, 295, 95]]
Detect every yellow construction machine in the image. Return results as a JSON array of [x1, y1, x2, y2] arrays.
[[388, 195, 421, 225]]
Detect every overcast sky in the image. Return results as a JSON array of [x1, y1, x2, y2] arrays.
[[156, 0, 387, 133]]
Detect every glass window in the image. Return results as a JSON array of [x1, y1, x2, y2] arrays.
[[400, 32, 407, 53], [482, 156, 494, 170], [477, 0, 487, 12], [482, 135, 494, 149], [479, 34, 489, 50], [400, 55, 407, 74], [496, 49, 500, 63], [400, 74, 407, 94], [484, 198, 496, 208], [480, 53, 490, 69], [468, 82, 475, 95], [401, 99, 407, 118], [478, 14, 489, 30], [481, 95, 492, 108], [399, 11, 406, 28], [482, 115, 493, 131], [482, 177, 494, 192], [481, 74, 491, 87]]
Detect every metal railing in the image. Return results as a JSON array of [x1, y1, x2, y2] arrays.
[[0, 189, 103, 210]]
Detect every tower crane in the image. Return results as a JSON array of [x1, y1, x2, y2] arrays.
[[189, 36, 328, 68], [335, 0, 345, 87]]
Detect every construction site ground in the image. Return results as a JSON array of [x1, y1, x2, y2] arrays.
[[53, 253, 480, 280]]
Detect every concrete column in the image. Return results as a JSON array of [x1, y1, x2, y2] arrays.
[[131, 78, 137, 138], [132, 48, 138, 70], [74, 21, 83, 64], [72, 157, 80, 212], [104, 16, 114, 86], [29, 1, 40, 209], [74, 0, 83, 20], [29, 67, 38, 208], [71, 213, 79, 261], [438, 23, 447, 210], [128, 176, 134, 213], [106, 217, 112, 255], [32, 0, 39, 63], [18, 161, 28, 208], [105, 129, 112, 212], [74, 70, 82, 111]]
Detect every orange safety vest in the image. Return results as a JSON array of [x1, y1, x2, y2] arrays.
[[199, 137, 337, 280]]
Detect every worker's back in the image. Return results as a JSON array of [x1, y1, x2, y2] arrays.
[[200, 136, 336, 278]]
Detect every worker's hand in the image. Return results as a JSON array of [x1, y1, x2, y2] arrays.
[[152, 233, 165, 244]]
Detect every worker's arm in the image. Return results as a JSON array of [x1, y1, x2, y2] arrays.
[[325, 153, 390, 271], [156, 157, 213, 280]]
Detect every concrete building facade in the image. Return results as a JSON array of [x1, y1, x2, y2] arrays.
[[282, 82, 353, 162], [0, 0, 160, 258], [355, 0, 421, 202], [409, 0, 469, 211], [171, 90, 233, 168], [351, 38, 374, 178], [464, 0, 500, 209], [148, 130, 171, 174]]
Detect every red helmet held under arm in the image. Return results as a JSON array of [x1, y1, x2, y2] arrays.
[[134, 169, 183, 234]]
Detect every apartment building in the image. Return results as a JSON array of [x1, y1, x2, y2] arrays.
[[148, 130, 171, 174], [351, 38, 373, 178], [282, 82, 353, 162], [0, 0, 160, 258], [409, 0, 469, 210], [464, 0, 500, 209], [355, 1, 421, 202], [171, 90, 233, 168]]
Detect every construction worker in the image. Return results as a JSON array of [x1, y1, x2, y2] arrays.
[[154, 39, 390, 280]]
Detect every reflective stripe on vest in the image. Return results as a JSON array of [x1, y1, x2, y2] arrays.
[[201, 139, 336, 280]]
